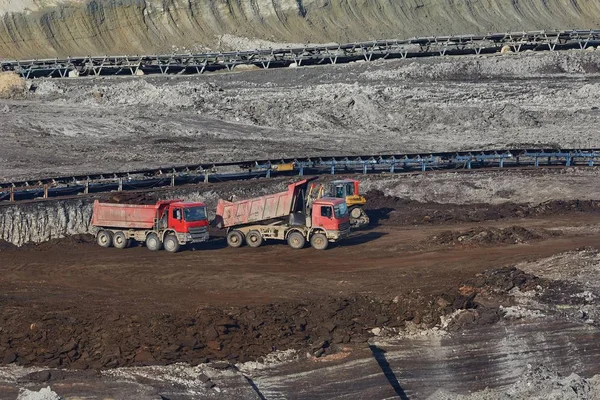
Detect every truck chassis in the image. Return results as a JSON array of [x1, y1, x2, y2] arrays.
[[96, 226, 209, 253], [226, 222, 350, 250]]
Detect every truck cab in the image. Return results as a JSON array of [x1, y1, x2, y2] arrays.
[[311, 198, 351, 240], [163, 201, 210, 245]]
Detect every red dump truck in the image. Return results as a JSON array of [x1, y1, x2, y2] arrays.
[[91, 199, 210, 253], [215, 177, 351, 250]]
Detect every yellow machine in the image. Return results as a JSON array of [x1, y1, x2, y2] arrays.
[[310, 179, 369, 228]]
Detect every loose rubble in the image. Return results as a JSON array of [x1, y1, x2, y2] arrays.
[[0, 268, 540, 369]]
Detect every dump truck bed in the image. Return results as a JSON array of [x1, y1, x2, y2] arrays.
[[91, 200, 174, 229], [216, 178, 315, 228]]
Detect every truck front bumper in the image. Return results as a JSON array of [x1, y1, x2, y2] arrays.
[[189, 232, 210, 243], [326, 227, 351, 241], [179, 231, 210, 244]]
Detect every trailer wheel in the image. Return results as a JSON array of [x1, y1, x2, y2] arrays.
[[287, 231, 306, 249], [310, 233, 329, 250], [97, 230, 113, 248], [113, 231, 129, 249], [146, 233, 162, 251], [246, 230, 263, 248], [227, 230, 244, 248]]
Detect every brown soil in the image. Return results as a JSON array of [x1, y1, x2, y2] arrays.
[[365, 190, 600, 226], [18, 234, 96, 251], [0, 266, 538, 369], [0, 239, 16, 251], [1, 197, 600, 370], [427, 226, 560, 246], [0, 72, 25, 100], [106, 192, 158, 205]]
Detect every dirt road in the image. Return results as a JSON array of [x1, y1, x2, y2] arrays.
[[2, 213, 598, 309]]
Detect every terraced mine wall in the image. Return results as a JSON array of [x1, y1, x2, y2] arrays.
[[2, 0, 600, 59]]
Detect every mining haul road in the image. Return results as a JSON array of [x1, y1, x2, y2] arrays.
[[1, 198, 600, 397]]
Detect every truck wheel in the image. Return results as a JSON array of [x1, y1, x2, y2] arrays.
[[287, 231, 306, 249], [246, 230, 263, 248], [164, 234, 181, 253], [310, 233, 329, 250], [227, 230, 244, 248], [146, 233, 162, 251], [113, 231, 129, 249], [96, 230, 113, 248]]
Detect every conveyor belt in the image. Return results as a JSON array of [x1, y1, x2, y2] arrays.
[[2, 148, 600, 204], [2, 30, 599, 78]]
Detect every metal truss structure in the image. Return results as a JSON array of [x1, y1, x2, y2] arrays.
[[2, 30, 600, 79], [2, 148, 600, 203]]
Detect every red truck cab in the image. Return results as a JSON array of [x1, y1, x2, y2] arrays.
[[164, 201, 210, 234], [154, 201, 210, 250], [311, 198, 351, 240]]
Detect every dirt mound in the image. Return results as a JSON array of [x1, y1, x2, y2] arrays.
[[20, 234, 95, 251], [366, 190, 600, 226], [0, 239, 16, 251], [464, 267, 541, 294], [0, 268, 537, 369], [0, 72, 25, 99], [443, 267, 543, 330], [428, 226, 559, 246], [105, 192, 157, 205]]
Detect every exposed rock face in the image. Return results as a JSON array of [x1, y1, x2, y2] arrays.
[[0, 199, 93, 245], [1, 0, 600, 59]]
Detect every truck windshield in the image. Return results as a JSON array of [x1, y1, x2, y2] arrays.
[[184, 206, 207, 222], [334, 203, 348, 218]]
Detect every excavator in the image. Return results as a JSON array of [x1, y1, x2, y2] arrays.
[[309, 179, 370, 228]]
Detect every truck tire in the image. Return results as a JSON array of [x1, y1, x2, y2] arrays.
[[97, 230, 113, 248], [113, 231, 129, 249], [310, 233, 329, 250], [246, 230, 263, 248], [164, 234, 181, 253], [287, 231, 306, 249], [146, 233, 162, 251], [227, 230, 244, 248]]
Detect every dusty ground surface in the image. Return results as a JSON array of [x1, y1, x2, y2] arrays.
[[3, 50, 600, 181], [2, 186, 600, 397]]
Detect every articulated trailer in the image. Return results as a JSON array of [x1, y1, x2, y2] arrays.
[[215, 177, 350, 250], [91, 199, 210, 253]]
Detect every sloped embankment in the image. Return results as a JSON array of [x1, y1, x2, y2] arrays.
[[1, 0, 600, 59]]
